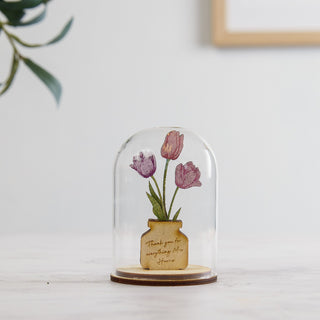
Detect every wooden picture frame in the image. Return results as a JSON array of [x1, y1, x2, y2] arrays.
[[212, 0, 320, 47]]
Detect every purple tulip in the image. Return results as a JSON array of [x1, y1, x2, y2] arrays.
[[130, 151, 157, 178], [175, 161, 202, 189], [161, 130, 184, 160]]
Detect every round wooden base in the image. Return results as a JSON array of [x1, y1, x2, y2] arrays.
[[110, 265, 217, 286]]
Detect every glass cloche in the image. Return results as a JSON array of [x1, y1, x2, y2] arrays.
[[110, 127, 217, 285]]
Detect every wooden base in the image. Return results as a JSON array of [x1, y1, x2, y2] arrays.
[[110, 265, 217, 286]]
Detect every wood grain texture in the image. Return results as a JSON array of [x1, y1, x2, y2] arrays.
[[212, 0, 320, 47], [0, 234, 319, 320], [110, 265, 216, 285], [110, 273, 217, 286], [116, 265, 212, 279], [140, 220, 188, 270]]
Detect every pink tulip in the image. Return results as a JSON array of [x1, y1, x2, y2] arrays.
[[175, 161, 201, 189], [161, 130, 184, 160], [130, 152, 157, 178]]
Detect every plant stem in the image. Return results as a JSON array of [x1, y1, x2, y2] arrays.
[[168, 187, 179, 219], [1, 24, 24, 58], [162, 159, 170, 219], [0, 23, 22, 95], [151, 176, 162, 202], [151, 175, 166, 219]]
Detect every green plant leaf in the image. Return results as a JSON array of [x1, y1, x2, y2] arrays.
[[22, 58, 61, 105], [0, 0, 43, 10], [148, 182, 161, 206], [0, 52, 20, 96], [11, 4, 46, 26], [0, 8, 25, 25], [146, 192, 165, 220], [172, 208, 181, 221], [10, 17, 73, 47], [47, 17, 73, 45]]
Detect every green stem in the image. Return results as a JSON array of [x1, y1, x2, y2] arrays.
[[168, 187, 179, 220], [162, 159, 170, 219], [1, 25, 24, 59], [151, 176, 162, 202], [151, 175, 166, 219], [0, 23, 22, 95]]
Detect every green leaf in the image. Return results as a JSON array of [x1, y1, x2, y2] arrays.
[[47, 17, 73, 45], [0, 0, 43, 10], [11, 4, 46, 26], [10, 17, 73, 47], [146, 192, 165, 220], [172, 208, 181, 221], [0, 8, 25, 25], [148, 182, 161, 206], [22, 58, 61, 105], [0, 52, 20, 96]]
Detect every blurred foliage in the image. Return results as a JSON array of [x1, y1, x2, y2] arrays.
[[0, 0, 73, 105]]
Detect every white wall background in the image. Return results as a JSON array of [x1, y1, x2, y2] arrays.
[[1, 0, 320, 236]]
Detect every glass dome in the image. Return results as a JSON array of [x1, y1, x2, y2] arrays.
[[110, 127, 217, 285]]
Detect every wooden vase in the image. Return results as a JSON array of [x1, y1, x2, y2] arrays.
[[140, 219, 188, 270]]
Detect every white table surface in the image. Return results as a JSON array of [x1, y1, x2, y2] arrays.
[[0, 234, 319, 320]]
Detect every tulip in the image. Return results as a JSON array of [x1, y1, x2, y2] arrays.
[[130, 151, 156, 178], [161, 130, 184, 160], [175, 161, 202, 189]]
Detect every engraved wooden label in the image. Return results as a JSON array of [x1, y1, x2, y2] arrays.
[[140, 219, 188, 270]]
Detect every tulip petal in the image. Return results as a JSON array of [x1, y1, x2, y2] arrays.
[[130, 151, 157, 178], [175, 161, 201, 189], [161, 130, 184, 160]]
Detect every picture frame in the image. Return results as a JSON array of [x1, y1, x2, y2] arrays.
[[212, 0, 320, 47]]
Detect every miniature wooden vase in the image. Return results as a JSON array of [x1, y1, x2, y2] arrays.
[[140, 219, 188, 270]]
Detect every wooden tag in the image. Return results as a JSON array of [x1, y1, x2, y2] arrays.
[[140, 219, 188, 270]]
